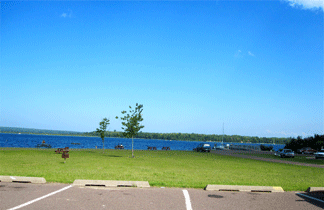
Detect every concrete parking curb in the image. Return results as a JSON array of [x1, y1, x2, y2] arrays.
[[0, 175, 46, 184], [72, 179, 150, 188], [307, 187, 324, 192], [205, 185, 284, 192]]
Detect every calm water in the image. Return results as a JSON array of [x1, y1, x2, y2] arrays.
[[0, 133, 285, 151]]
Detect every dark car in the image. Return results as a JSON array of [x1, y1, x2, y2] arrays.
[[194, 143, 211, 152], [280, 149, 294, 158], [303, 148, 317, 155]]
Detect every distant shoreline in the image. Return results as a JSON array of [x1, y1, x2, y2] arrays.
[[0, 126, 292, 144]]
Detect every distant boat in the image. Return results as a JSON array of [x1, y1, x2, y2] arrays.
[[71, 143, 81, 145]]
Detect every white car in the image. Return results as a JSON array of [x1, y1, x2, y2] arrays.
[[314, 149, 324, 159], [213, 145, 225, 150], [280, 149, 294, 158]]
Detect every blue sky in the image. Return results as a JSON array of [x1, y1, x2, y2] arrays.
[[1, 0, 323, 138]]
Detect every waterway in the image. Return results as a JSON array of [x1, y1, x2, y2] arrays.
[[0, 133, 285, 151]]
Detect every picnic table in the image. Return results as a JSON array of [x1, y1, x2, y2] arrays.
[[55, 147, 69, 154]]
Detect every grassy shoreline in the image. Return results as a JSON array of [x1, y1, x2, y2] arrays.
[[0, 148, 323, 191]]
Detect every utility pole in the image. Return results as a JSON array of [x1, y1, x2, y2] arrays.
[[222, 122, 224, 146]]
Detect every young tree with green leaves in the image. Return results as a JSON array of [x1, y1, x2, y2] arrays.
[[96, 118, 110, 150], [116, 103, 144, 158]]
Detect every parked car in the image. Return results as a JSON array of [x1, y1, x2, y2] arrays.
[[314, 149, 324, 159], [274, 149, 283, 156], [297, 147, 307, 154], [280, 149, 294, 158], [303, 148, 317, 155], [297, 147, 317, 154], [194, 143, 211, 152], [213, 144, 225, 150]]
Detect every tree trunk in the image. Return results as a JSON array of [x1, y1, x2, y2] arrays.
[[132, 136, 134, 158]]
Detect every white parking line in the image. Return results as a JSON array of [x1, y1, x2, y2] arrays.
[[296, 193, 324, 204], [7, 185, 73, 210], [182, 189, 193, 210]]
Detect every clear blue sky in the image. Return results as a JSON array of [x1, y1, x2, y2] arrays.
[[1, 0, 323, 138]]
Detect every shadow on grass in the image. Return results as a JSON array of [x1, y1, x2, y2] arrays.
[[102, 154, 123, 158], [81, 151, 97, 153]]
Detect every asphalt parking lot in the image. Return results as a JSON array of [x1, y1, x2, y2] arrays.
[[1, 182, 323, 210]]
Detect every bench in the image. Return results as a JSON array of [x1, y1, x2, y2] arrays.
[[115, 145, 124, 149]]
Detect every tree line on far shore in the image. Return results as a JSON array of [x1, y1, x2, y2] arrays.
[[284, 134, 324, 151], [0, 127, 83, 135], [84, 131, 291, 145]]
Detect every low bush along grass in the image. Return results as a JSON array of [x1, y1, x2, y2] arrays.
[[0, 148, 323, 191]]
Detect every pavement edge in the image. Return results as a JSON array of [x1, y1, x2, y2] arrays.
[[204, 184, 284, 192], [0, 175, 46, 184], [72, 179, 150, 188], [307, 187, 324, 192]]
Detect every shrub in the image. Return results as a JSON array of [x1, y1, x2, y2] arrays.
[[260, 144, 273, 151]]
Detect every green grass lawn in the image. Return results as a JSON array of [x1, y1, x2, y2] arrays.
[[236, 152, 324, 165], [0, 148, 323, 191]]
